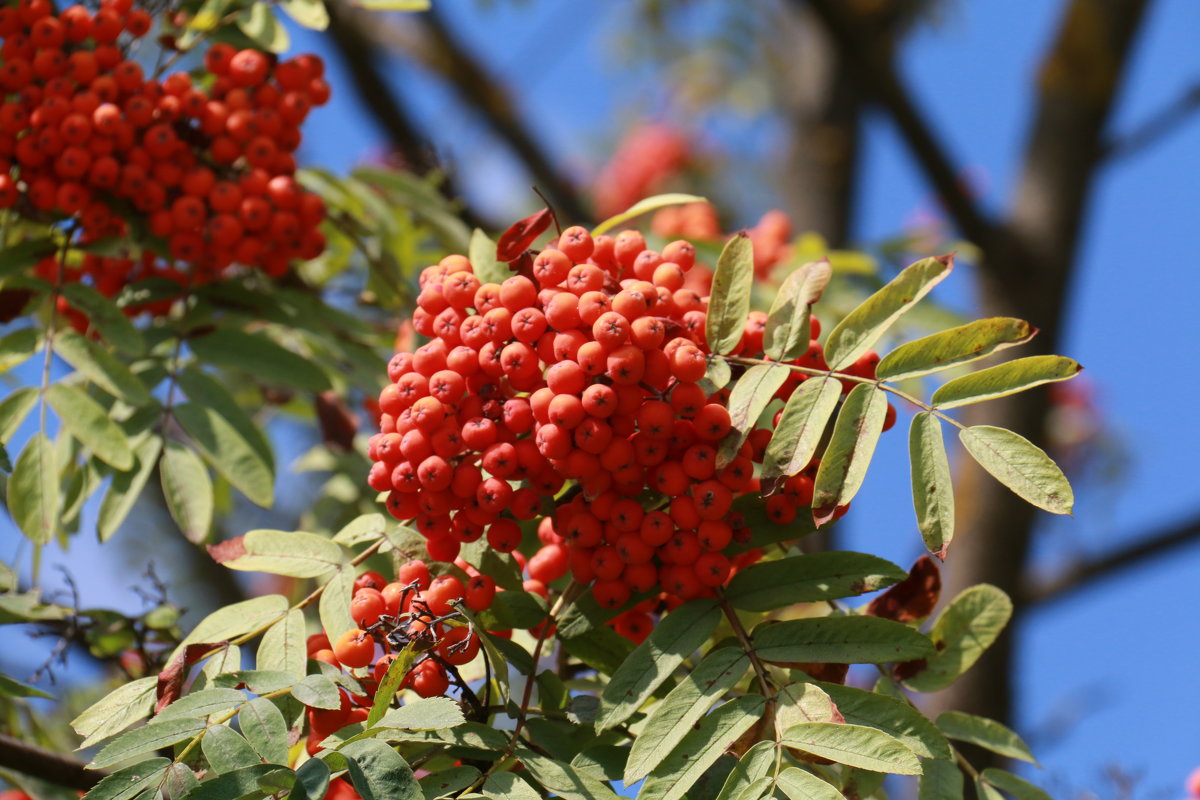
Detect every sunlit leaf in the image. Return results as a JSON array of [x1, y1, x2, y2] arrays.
[[8, 432, 59, 545], [958, 425, 1073, 515], [781, 722, 921, 774], [752, 615, 934, 664], [904, 585, 1012, 693], [341, 738, 421, 800], [98, 436, 162, 542], [812, 383, 888, 525], [717, 363, 789, 468], [725, 552, 906, 611], [936, 712, 1036, 764], [173, 402, 274, 507], [160, 440, 213, 544], [980, 768, 1052, 800], [760, 375, 841, 487], [189, 329, 331, 393], [877, 317, 1035, 380], [237, 3, 289, 51], [775, 767, 845, 800], [932, 355, 1081, 408], [909, 412, 955, 558], [824, 254, 954, 369], [209, 529, 344, 578], [56, 329, 150, 405], [706, 233, 754, 355], [764, 259, 832, 361], [591, 193, 707, 237]]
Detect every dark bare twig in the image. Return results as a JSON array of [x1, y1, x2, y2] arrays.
[[1021, 512, 1200, 606], [1099, 80, 1200, 162], [0, 734, 106, 791], [793, 0, 995, 249]]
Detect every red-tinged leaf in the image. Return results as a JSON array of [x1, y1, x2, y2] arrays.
[[496, 208, 553, 262], [866, 556, 941, 623], [207, 537, 247, 565], [156, 642, 226, 712]]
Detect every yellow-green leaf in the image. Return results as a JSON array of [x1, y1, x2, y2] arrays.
[[752, 615, 934, 664], [937, 712, 1036, 764], [910, 412, 955, 558], [812, 384, 888, 526], [98, 436, 162, 541], [717, 363, 789, 468], [61, 283, 144, 355], [211, 529, 344, 579], [56, 329, 151, 405], [981, 768, 1052, 800], [173, 402, 274, 507], [160, 440, 213, 544], [0, 327, 39, 372], [320, 564, 355, 646], [775, 767, 845, 800], [8, 433, 59, 544], [932, 355, 1081, 408], [591, 193, 707, 237], [46, 383, 133, 470], [279, 0, 328, 29], [705, 233, 754, 355], [824, 254, 954, 370], [764, 260, 832, 361], [237, 4, 289, 52], [877, 317, 1035, 380], [188, 329, 330, 393], [469, 227, 507, 285], [256, 609, 307, 680], [781, 722, 921, 774], [958, 425, 1073, 515], [904, 585, 1012, 693], [760, 375, 841, 487]]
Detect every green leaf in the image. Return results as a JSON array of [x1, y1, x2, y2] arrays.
[[706, 233, 754, 355], [189, 329, 330, 393], [320, 564, 356, 646], [958, 426, 1074, 515], [978, 777, 1009, 800], [153, 688, 245, 723], [764, 260, 833, 362], [920, 758, 965, 800], [80, 757, 169, 800], [170, 594, 288, 663], [90, 717, 204, 769], [173, 402, 274, 507], [760, 376, 841, 486], [717, 363, 789, 468], [811, 384, 888, 525], [775, 767, 845, 800], [237, 3, 289, 51], [374, 695, 464, 731], [482, 771, 541, 800], [159, 440, 213, 544], [909, 412, 955, 558], [240, 697, 290, 765], [0, 672, 53, 699], [61, 283, 144, 354], [815, 682, 951, 760], [904, 584, 1011, 693], [0, 327, 39, 372], [177, 366, 273, 469], [936, 712, 1036, 764], [877, 317, 1035, 380], [184, 764, 278, 800], [698, 355, 732, 396], [468, 228, 506, 285], [164, 762, 200, 798], [340, 738, 421, 800], [292, 674, 342, 710], [751, 615, 935, 664], [419, 765, 480, 799], [72, 677, 158, 748], [0, 386, 37, 441], [55, 329, 150, 405], [98, 436, 162, 541], [7, 432, 59, 544], [980, 768, 1052, 800], [515, 748, 621, 800], [824, 254, 954, 369], [366, 646, 419, 727], [201, 723, 262, 773], [211, 529, 344, 578], [725, 551, 906, 612], [591, 193, 708, 237], [932, 355, 1081, 409], [279, 0, 328, 28], [332, 513, 388, 547], [637, 694, 765, 800], [210, 669, 294, 695], [293, 757, 330, 800], [597, 599, 720, 731], [0, 237, 56, 279], [714, 740, 775, 800], [476, 589, 547, 630], [256, 608, 306, 679], [45, 383, 133, 470], [624, 647, 749, 783], [781, 722, 921, 775], [774, 683, 842, 735]]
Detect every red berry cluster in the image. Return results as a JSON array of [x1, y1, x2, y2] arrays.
[[309, 560, 495, 733], [372, 220, 858, 613], [0, 0, 329, 315]]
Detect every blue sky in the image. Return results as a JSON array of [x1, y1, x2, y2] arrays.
[[3, 1, 1199, 795]]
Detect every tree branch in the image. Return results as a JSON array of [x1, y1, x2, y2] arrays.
[[362, 7, 593, 225], [795, 0, 996, 249], [323, 0, 489, 231], [1099, 79, 1200, 163], [0, 733, 106, 791], [1021, 512, 1200, 606]]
